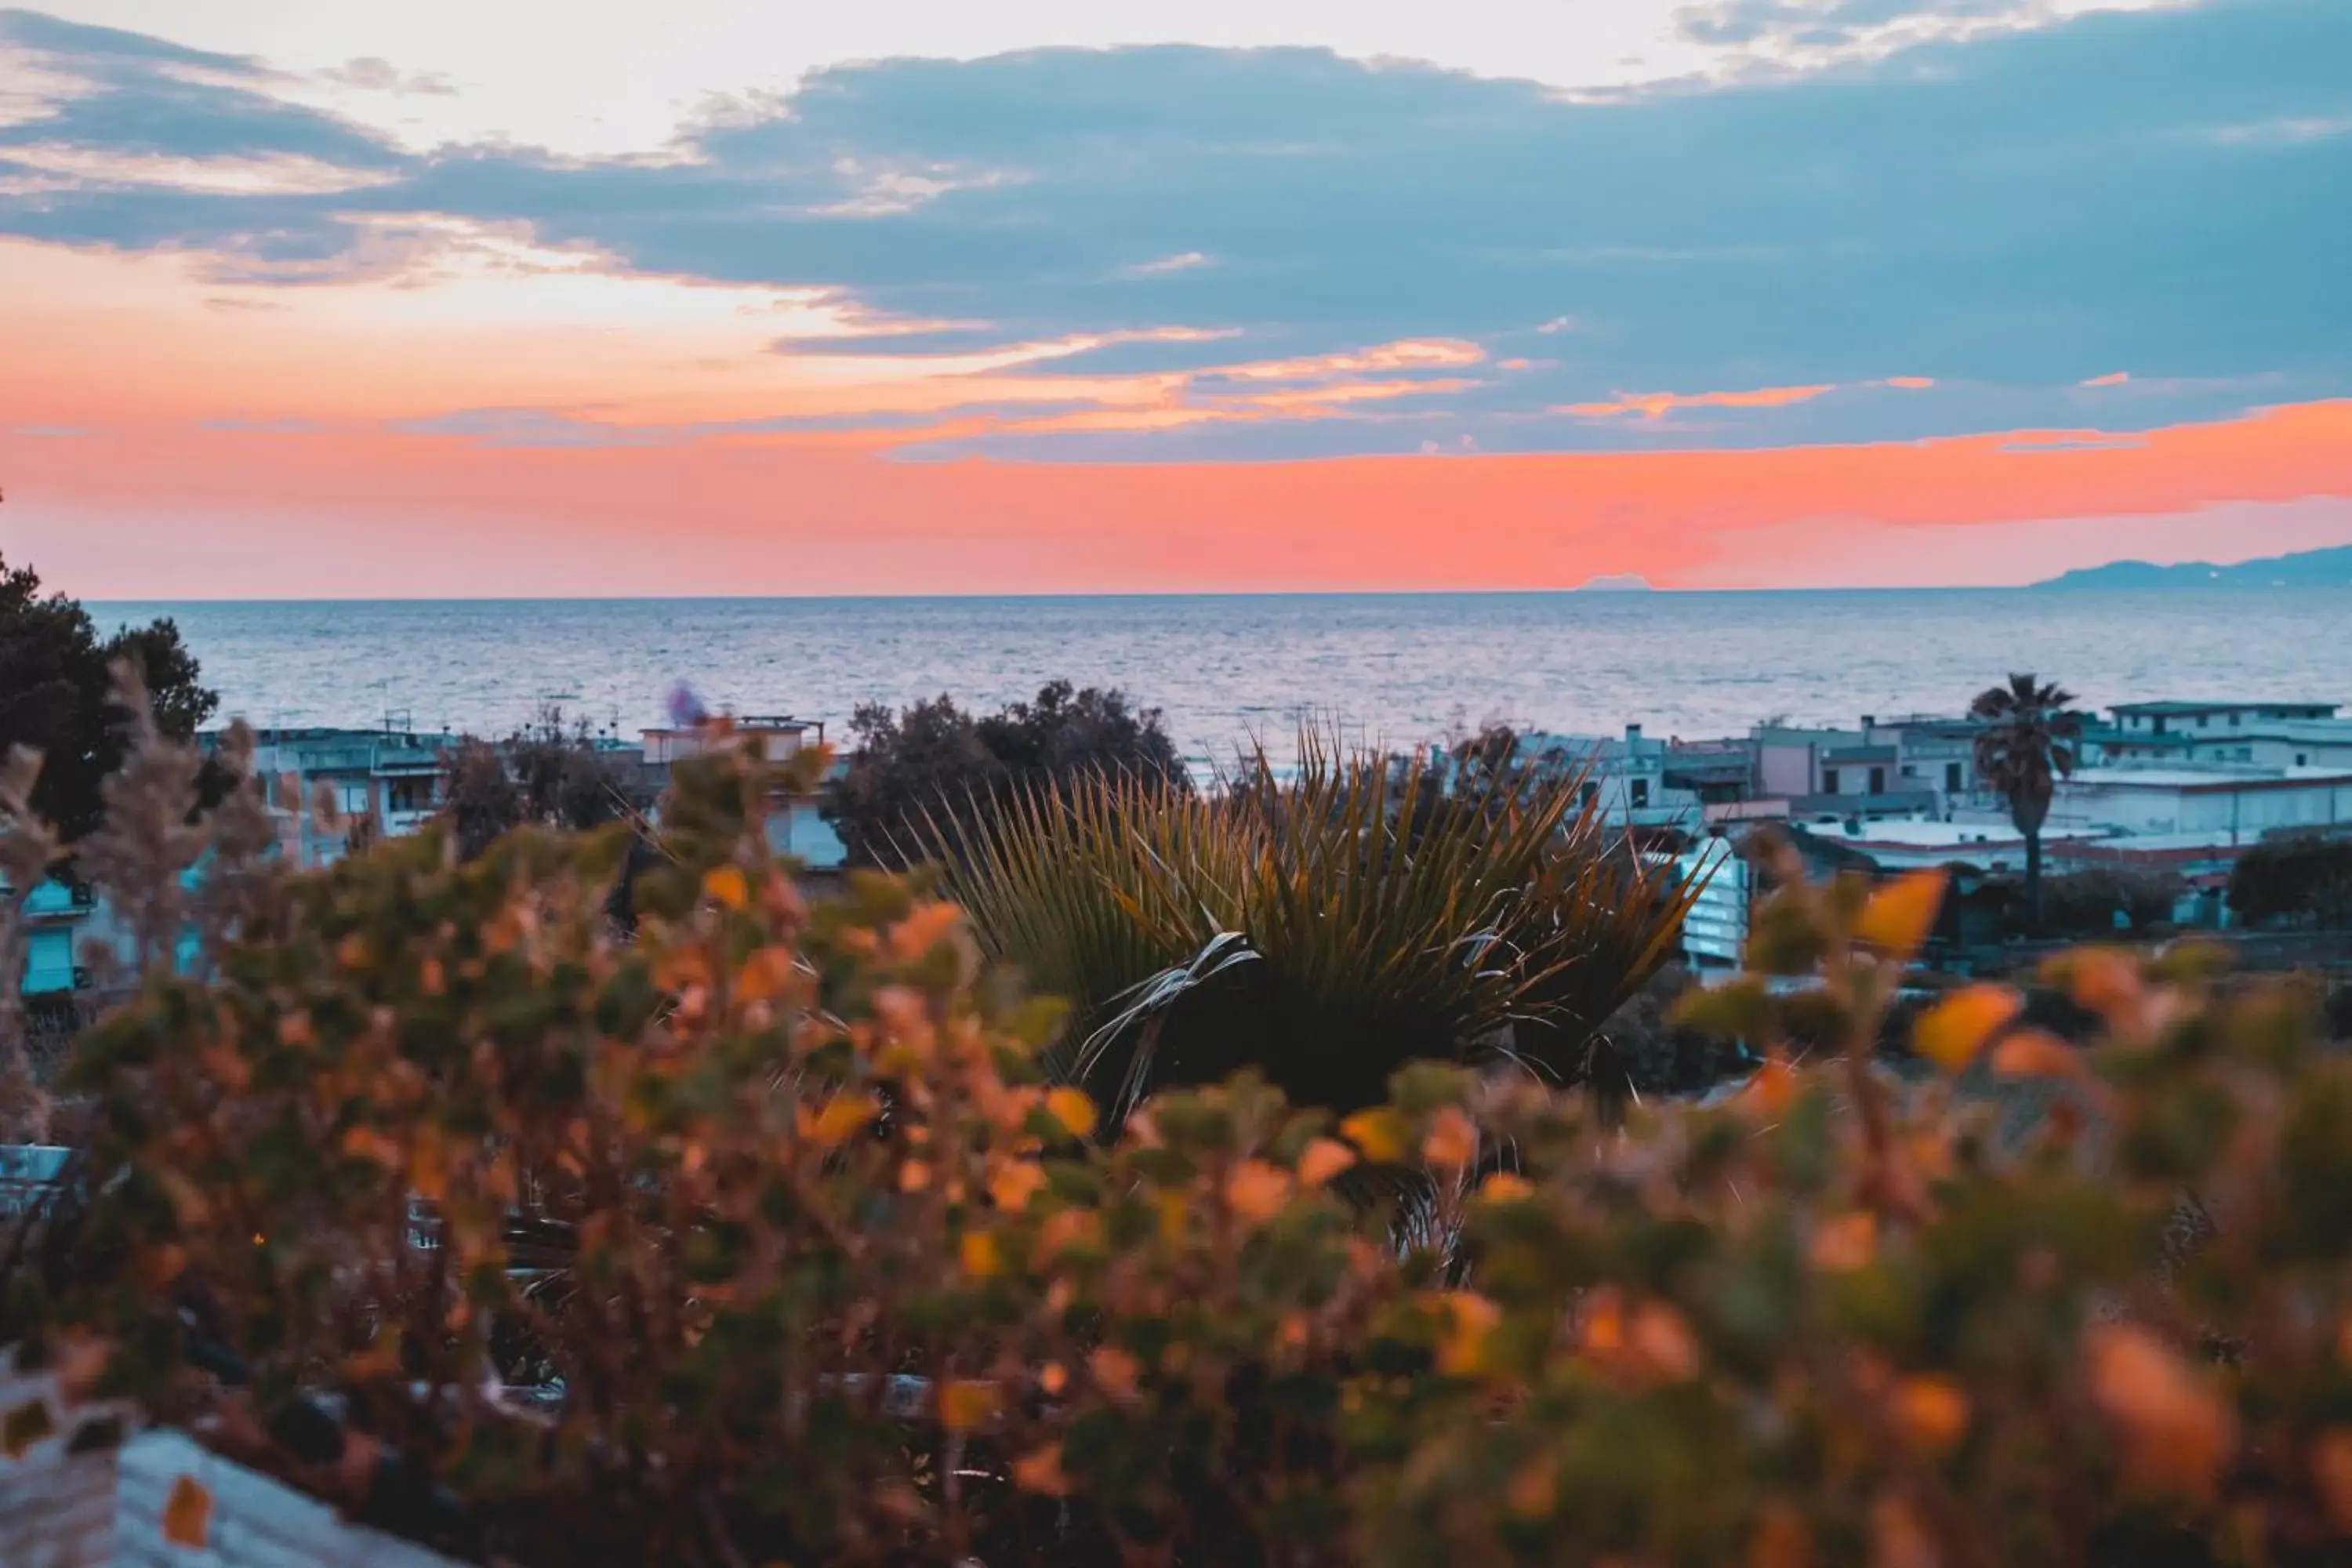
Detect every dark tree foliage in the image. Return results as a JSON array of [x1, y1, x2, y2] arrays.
[[0, 553, 218, 841], [825, 680, 1188, 866], [2229, 835, 2352, 929], [1969, 673, 2083, 931], [443, 707, 645, 861]]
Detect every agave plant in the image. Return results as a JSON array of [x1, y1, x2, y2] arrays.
[[929, 731, 1702, 1118]]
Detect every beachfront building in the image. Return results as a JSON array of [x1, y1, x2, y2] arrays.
[[2050, 763, 2352, 843], [640, 714, 848, 876], [2083, 701, 2345, 765], [1751, 723, 1941, 823], [229, 724, 463, 869], [1498, 726, 1707, 834]]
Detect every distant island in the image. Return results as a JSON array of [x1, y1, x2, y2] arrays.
[[1576, 573, 1656, 593], [2034, 543, 2352, 590]]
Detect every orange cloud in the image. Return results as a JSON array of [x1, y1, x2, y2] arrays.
[[2082, 371, 2132, 387], [1559, 383, 1835, 419]]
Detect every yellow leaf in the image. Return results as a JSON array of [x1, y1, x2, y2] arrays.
[[938, 1379, 1000, 1433], [1989, 1028, 2081, 1080], [1045, 1087, 1098, 1141], [1012, 1443, 1071, 1496], [1421, 1106, 1479, 1171], [1225, 1160, 1293, 1224], [1479, 1172, 1536, 1203], [702, 865, 750, 910], [1296, 1137, 1357, 1188], [1339, 1107, 1410, 1165], [1913, 984, 2021, 1073], [801, 1092, 880, 1150], [960, 1231, 1003, 1279], [1893, 1376, 1970, 1454], [1811, 1211, 1877, 1272], [1435, 1291, 1502, 1377], [1156, 1191, 1189, 1243], [162, 1475, 212, 1548], [989, 1160, 1047, 1214], [1856, 869, 1947, 960], [737, 946, 798, 1004]]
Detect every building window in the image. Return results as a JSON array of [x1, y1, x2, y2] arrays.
[[1822, 768, 1841, 795], [1630, 779, 1650, 808], [335, 781, 370, 818], [2237, 747, 2252, 762], [1579, 782, 1599, 808], [1867, 766, 1886, 794], [2297, 753, 2309, 767], [2197, 716, 2209, 728], [2153, 717, 2166, 734], [1945, 761, 1962, 792], [2230, 713, 2241, 727]]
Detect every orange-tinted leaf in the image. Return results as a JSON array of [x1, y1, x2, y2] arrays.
[[1747, 1502, 1814, 1568], [1297, 1137, 1357, 1188], [1811, 1211, 1877, 1272], [1226, 1160, 1293, 1224], [938, 1379, 1000, 1433], [1913, 985, 2021, 1073], [960, 1231, 1004, 1279], [888, 901, 963, 960], [1012, 1443, 1071, 1496], [1506, 1457, 1555, 1520], [1091, 1345, 1142, 1402], [1340, 1107, 1410, 1164], [1479, 1172, 1537, 1203], [162, 1475, 212, 1548], [1989, 1028, 2081, 1079], [801, 1092, 880, 1150], [989, 1160, 1047, 1214], [2313, 1428, 2352, 1533], [1856, 869, 1947, 960], [1893, 1376, 1970, 1454], [1044, 1087, 1097, 1141], [1421, 1106, 1479, 1171], [2086, 1323, 2235, 1499], [702, 866, 750, 911], [1869, 1493, 1936, 1568]]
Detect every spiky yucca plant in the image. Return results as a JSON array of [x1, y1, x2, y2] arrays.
[[931, 732, 1702, 1117]]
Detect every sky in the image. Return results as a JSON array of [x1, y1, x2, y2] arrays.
[[0, 0, 2347, 596]]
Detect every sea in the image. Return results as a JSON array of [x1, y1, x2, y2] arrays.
[[90, 588, 2352, 772]]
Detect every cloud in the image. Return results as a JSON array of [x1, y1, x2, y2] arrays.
[[0, 0, 2346, 459], [2082, 370, 2131, 387], [1560, 383, 1834, 419], [1127, 250, 1210, 275], [318, 57, 458, 97]]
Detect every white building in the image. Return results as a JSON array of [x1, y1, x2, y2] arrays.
[[2052, 764, 2352, 842]]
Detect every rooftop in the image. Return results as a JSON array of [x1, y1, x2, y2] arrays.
[[2067, 764, 2352, 789], [2109, 699, 2339, 717]]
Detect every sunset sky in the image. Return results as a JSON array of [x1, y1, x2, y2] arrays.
[[2, 0, 2347, 596]]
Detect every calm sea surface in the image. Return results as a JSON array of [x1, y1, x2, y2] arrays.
[[89, 590, 2352, 770]]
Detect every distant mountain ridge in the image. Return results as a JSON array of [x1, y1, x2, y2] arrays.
[[2033, 544, 2352, 590]]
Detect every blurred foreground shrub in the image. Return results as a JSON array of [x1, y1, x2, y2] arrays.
[[2, 713, 2350, 1567]]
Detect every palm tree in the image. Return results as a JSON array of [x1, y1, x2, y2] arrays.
[[927, 730, 1700, 1120], [1969, 673, 2083, 931]]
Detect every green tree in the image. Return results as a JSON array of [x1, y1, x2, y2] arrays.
[[0, 553, 217, 842], [441, 706, 646, 861], [1969, 672, 2082, 931], [825, 680, 1188, 867]]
